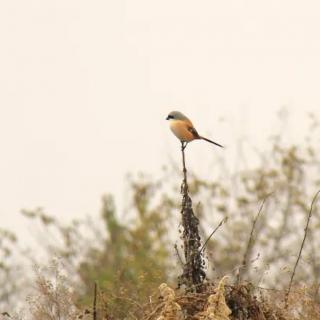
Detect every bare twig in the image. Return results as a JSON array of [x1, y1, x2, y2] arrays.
[[174, 243, 184, 267], [237, 194, 272, 284], [285, 190, 320, 307], [110, 295, 145, 311], [181, 142, 188, 194], [93, 282, 97, 320], [145, 302, 165, 320], [200, 217, 228, 253]]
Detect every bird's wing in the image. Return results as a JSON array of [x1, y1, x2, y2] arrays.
[[187, 126, 200, 139]]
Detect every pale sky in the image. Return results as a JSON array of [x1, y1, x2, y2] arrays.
[[1, 1, 320, 240]]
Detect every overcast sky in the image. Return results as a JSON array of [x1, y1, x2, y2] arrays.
[[1, 1, 320, 240]]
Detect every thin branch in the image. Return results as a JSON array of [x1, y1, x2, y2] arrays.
[[174, 243, 184, 267], [285, 190, 320, 308], [237, 194, 272, 284], [93, 282, 97, 320], [200, 217, 228, 253], [181, 142, 188, 194], [145, 302, 165, 320]]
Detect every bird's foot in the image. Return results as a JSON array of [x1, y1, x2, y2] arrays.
[[181, 141, 188, 151]]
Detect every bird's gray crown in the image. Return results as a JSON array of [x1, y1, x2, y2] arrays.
[[166, 111, 188, 120]]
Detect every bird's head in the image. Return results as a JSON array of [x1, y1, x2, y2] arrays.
[[166, 111, 187, 121]]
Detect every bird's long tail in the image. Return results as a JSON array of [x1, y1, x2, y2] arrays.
[[200, 136, 224, 148]]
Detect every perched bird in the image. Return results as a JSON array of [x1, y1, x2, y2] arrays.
[[166, 111, 223, 149]]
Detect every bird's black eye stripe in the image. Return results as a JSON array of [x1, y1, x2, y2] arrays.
[[168, 115, 174, 119]]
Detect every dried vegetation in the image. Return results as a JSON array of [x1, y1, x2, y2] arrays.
[[1, 116, 320, 319]]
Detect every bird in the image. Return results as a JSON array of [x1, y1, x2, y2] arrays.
[[166, 111, 223, 150]]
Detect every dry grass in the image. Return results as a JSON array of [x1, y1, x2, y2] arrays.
[[26, 259, 80, 320], [140, 280, 320, 320]]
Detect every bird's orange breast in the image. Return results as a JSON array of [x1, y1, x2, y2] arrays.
[[170, 120, 196, 142]]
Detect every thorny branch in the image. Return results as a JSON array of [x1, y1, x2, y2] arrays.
[[178, 141, 206, 292]]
